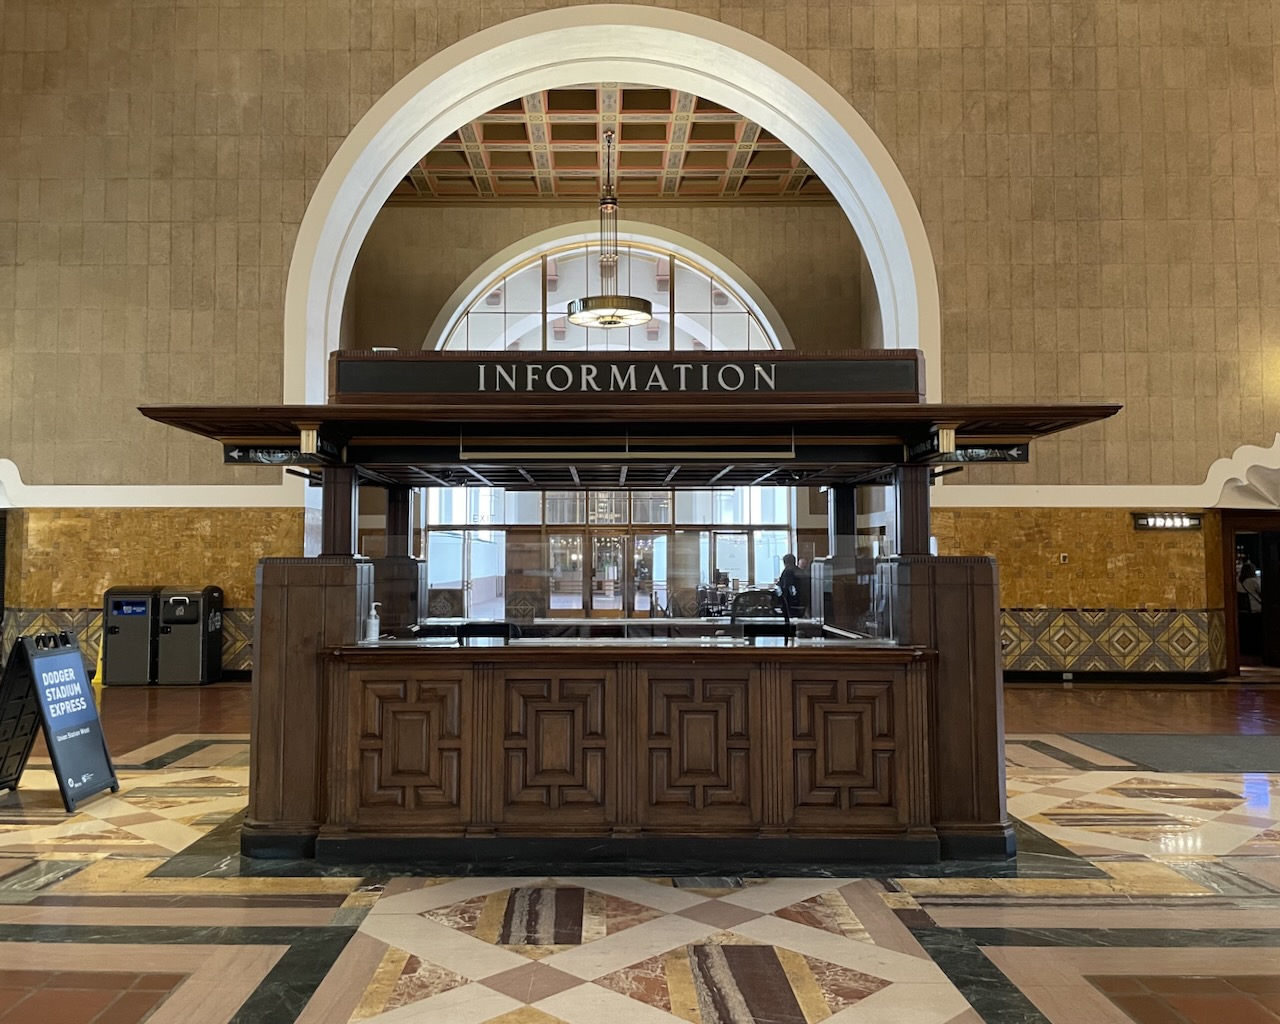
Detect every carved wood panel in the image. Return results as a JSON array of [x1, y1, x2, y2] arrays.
[[642, 670, 754, 824], [499, 670, 612, 820], [354, 671, 465, 822], [790, 675, 897, 816]]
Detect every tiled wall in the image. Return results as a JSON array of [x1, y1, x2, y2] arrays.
[[935, 507, 1227, 674], [2, 2, 1278, 490], [5, 507, 304, 608], [1, 508, 302, 672], [349, 205, 863, 353]]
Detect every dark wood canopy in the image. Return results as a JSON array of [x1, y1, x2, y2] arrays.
[[139, 398, 1120, 489]]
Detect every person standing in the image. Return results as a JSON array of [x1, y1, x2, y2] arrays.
[[777, 554, 803, 616]]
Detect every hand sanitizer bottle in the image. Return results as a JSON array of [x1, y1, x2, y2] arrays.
[[364, 602, 381, 642]]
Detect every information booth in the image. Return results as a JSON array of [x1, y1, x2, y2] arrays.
[[142, 351, 1117, 866]]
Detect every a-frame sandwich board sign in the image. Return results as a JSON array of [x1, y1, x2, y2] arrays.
[[0, 632, 119, 811]]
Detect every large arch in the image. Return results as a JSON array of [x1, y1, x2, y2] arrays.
[[421, 220, 797, 352], [283, 4, 941, 404]]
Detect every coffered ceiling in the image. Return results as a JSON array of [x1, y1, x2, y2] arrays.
[[390, 85, 834, 204]]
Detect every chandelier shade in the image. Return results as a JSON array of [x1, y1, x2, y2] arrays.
[[569, 129, 652, 330]]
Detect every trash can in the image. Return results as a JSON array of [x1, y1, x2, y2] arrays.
[[101, 587, 163, 685], [156, 586, 224, 685]]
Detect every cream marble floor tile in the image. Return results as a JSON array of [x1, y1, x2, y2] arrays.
[[123, 817, 207, 851], [536, 979, 684, 1024], [717, 877, 850, 912], [47, 856, 165, 893], [1015, 983, 1133, 1024], [364, 982, 523, 1024], [544, 877, 708, 913], [826, 982, 975, 1024], [726, 917, 947, 984], [359, 913, 530, 980], [541, 914, 718, 980], [368, 877, 547, 916]]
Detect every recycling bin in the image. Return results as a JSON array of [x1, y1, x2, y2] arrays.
[[156, 586, 224, 685], [101, 587, 163, 685]]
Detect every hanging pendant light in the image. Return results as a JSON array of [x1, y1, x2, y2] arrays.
[[567, 129, 653, 329]]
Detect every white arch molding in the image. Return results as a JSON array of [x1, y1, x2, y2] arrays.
[[421, 221, 797, 352], [284, 4, 940, 405]]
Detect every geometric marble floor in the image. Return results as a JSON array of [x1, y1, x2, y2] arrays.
[[0, 684, 1277, 1024]]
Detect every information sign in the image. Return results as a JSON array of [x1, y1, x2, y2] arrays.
[[0, 633, 119, 811]]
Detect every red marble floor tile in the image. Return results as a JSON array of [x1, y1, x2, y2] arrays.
[[1107, 994, 1188, 1024], [131, 973, 188, 991], [52, 972, 141, 990], [1090, 976, 1148, 996], [1165, 994, 1280, 1024], [1143, 976, 1237, 995], [92, 989, 170, 1024], [1231, 978, 1280, 995], [0, 970, 58, 988], [0, 986, 115, 1024]]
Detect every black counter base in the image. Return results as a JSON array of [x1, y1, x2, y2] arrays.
[[1004, 670, 1229, 684], [313, 834, 948, 868]]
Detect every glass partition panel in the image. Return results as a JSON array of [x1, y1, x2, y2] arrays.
[[633, 532, 667, 616], [504, 491, 542, 525], [428, 487, 468, 526], [750, 487, 790, 524], [468, 530, 506, 619], [588, 490, 629, 525], [427, 530, 466, 611], [674, 490, 715, 525], [467, 488, 503, 525], [546, 491, 586, 525], [631, 490, 671, 524]]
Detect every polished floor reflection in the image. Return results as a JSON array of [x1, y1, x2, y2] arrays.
[[0, 682, 1275, 1023]]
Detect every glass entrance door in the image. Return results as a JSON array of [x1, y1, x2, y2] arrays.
[[548, 533, 585, 616], [589, 533, 627, 617]]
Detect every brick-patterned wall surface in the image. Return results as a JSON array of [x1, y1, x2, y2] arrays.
[[5, 508, 304, 609], [350, 204, 863, 353], [2, 2, 1278, 488]]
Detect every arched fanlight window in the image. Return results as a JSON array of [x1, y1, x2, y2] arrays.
[[439, 240, 781, 352]]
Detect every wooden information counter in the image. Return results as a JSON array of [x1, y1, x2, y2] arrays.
[[141, 351, 1118, 867], [318, 639, 935, 863]]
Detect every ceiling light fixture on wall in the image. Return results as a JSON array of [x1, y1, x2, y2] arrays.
[[567, 129, 653, 329]]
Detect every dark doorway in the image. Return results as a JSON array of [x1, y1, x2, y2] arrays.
[[1221, 511, 1280, 674]]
